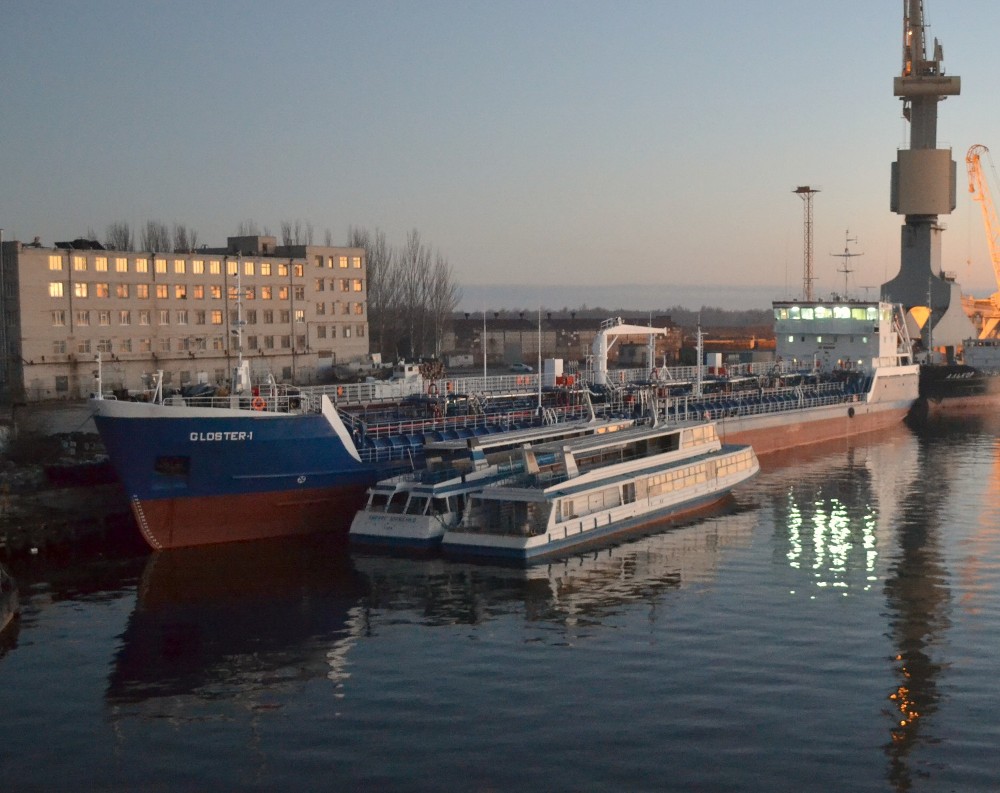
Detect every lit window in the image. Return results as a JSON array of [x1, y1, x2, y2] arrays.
[[294, 309, 304, 323], [801, 308, 814, 320], [209, 260, 221, 275], [344, 326, 352, 338], [116, 283, 129, 298], [352, 256, 361, 268], [260, 262, 271, 276], [174, 259, 185, 274], [279, 286, 289, 300], [244, 260, 255, 276], [193, 285, 204, 299], [353, 279, 363, 292], [353, 303, 364, 315], [115, 258, 128, 273], [96, 283, 110, 298], [175, 285, 187, 299], [74, 282, 88, 298], [136, 284, 149, 299], [49, 282, 64, 298], [315, 278, 325, 292], [73, 256, 87, 271], [262, 286, 272, 300], [95, 257, 108, 272], [192, 260, 204, 274], [49, 255, 64, 271], [339, 256, 348, 269], [211, 285, 221, 299], [227, 260, 238, 276], [135, 258, 149, 273], [278, 263, 288, 277], [156, 284, 168, 299], [155, 258, 167, 273], [211, 310, 223, 325]]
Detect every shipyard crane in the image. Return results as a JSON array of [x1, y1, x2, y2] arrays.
[[966, 144, 1000, 337]]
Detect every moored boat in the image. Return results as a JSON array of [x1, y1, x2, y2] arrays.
[[349, 416, 635, 550], [440, 419, 759, 562]]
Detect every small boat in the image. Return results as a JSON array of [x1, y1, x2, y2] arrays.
[[349, 417, 636, 549], [441, 419, 759, 562], [0, 564, 19, 633]]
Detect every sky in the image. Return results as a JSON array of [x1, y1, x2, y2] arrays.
[[3, 0, 1000, 311]]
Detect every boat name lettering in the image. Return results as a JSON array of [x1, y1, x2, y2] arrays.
[[189, 431, 254, 442]]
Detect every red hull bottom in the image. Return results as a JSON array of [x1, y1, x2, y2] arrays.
[[130, 485, 367, 551], [715, 405, 911, 457]]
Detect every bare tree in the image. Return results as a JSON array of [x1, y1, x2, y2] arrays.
[[105, 221, 134, 251], [173, 224, 191, 252], [427, 252, 462, 357], [324, 228, 333, 246], [280, 221, 293, 246], [140, 221, 171, 252], [397, 229, 433, 358], [236, 219, 260, 236], [350, 226, 399, 357]]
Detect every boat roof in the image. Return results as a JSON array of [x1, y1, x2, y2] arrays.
[[424, 418, 633, 453], [524, 418, 705, 458]]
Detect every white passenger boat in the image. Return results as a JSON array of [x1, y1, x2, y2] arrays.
[[440, 419, 759, 562], [349, 417, 635, 549]]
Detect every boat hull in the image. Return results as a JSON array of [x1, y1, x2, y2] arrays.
[[915, 363, 1000, 415]]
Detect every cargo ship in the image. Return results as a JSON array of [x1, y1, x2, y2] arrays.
[[91, 299, 917, 551]]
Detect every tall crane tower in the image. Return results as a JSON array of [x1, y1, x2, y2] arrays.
[[881, 0, 975, 349], [794, 186, 820, 301]]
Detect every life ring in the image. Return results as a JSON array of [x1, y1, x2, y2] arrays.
[[252, 396, 266, 411], [427, 383, 438, 396], [848, 406, 855, 418]]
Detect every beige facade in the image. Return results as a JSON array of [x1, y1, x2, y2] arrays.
[[0, 235, 369, 402]]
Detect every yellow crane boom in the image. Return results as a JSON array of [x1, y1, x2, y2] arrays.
[[966, 144, 1000, 336]]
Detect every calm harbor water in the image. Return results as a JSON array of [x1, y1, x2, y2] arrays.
[[2, 414, 1000, 792]]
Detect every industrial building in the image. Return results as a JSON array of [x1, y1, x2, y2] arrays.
[[0, 234, 368, 402]]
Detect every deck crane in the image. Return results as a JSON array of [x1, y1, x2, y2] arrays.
[[966, 144, 1000, 337]]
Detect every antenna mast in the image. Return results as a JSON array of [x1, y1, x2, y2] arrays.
[[831, 230, 863, 298], [794, 186, 820, 300]]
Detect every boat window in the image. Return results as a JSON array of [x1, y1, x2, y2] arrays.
[[431, 497, 449, 515], [801, 307, 814, 320], [405, 496, 429, 515], [868, 307, 879, 321], [851, 308, 867, 321], [814, 306, 830, 319], [789, 306, 800, 320], [369, 493, 391, 511], [833, 305, 851, 319]]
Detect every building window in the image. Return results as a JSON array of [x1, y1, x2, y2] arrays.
[[119, 310, 131, 325], [315, 278, 325, 292], [211, 310, 223, 325], [353, 303, 364, 315], [139, 310, 150, 326], [75, 310, 89, 326], [193, 284, 204, 299], [115, 257, 128, 273], [353, 279, 363, 292], [74, 282, 88, 298], [95, 257, 108, 272], [316, 302, 326, 315], [262, 285, 272, 300], [264, 335, 274, 349], [99, 310, 111, 326], [246, 310, 257, 324], [247, 335, 258, 350], [330, 325, 337, 338], [315, 255, 323, 268], [293, 264, 303, 277], [156, 284, 168, 299], [294, 309, 304, 323], [280, 309, 291, 323], [159, 338, 171, 352], [175, 284, 187, 299], [212, 336, 224, 351], [260, 262, 271, 276], [245, 287, 256, 300], [155, 258, 167, 274], [353, 256, 361, 269], [49, 255, 64, 271], [263, 309, 274, 324], [53, 340, 67, 355], [192, 260, 204, 274], [339, 256, 348, 268], [278, 286, 289, 300], [51, 310, 66, 326], [317, 325, 326, 339], [49, 282, 64, 298], [227, 260, 238, 276], [228, 285, 239, 301], [296, 334, 306, 348], [116, 283, 129, 298], [344, 326, 352, 338], [244, 261, 255, 276], [120, 338, 132, 353], [357, 325, 365, 337], [97, 338, 112, 353], [55, 375, 68, 392], [77, 339, 92, 353], [139, 338, 152, 353], [209, 260, 221, 275], [135, 258, 149, 273], [137, 284, 149, 299], [177, 309, 188, 325], [195, 310, 206, 325], [341, 302, 350, 315], [280, 335, 291, 349], [159, 309, 170, 325], [294, 285, 305, 300], [211, 285, 222, 299], [96, 283, 110, 298], [174, 259, 186, 274], [278, 263, 288, 277], [178, 337, 190, 351], [340, 279, 350, 292], [73, 256, 87, 271]]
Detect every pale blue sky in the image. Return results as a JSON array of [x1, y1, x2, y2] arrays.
[[3, 1, 1000, 309]]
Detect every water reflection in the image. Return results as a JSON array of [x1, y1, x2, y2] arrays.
[[355, 508, 757, 630], [106, 535, 368, 710]]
